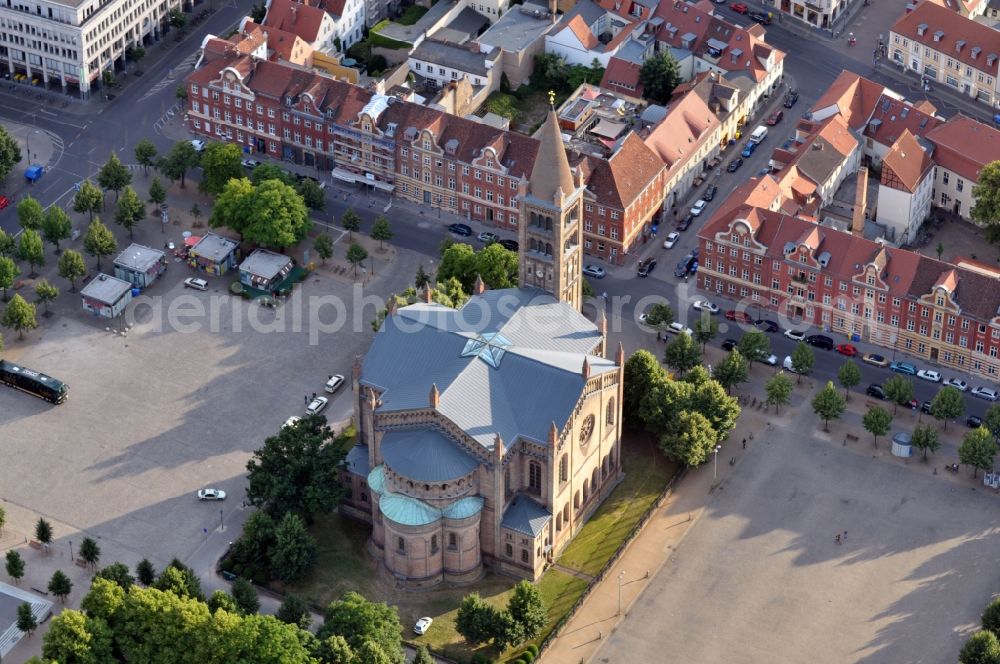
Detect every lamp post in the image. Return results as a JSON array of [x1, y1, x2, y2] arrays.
[[713, 445, 722, 480], [25, 124, 42, 163], [69, 540, 73, 561], [617, 570, 625, 615], [219, 509, 224, 531]]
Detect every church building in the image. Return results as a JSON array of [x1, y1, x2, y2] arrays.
[[340, 110, 625, 584]]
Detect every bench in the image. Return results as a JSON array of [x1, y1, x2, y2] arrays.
[[845, 434, 859, 442], [28, 540, 42, 550], [75, 558, 88, 568]]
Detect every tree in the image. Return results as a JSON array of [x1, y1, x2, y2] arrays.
[[35, 517, 53, 544], [371, 215, 394, 250], [48, 569, 73, 602], [314, 234, 333, 265], [0, 124, 22, 184], [341, 208, 361, 241], [276, 593, 312, 629], [97, 152, 132, 201], [209, 176, 255, 240], [94, 562, 134, 590], [713, 350, 749, 393], [79, 536, 101, 569], [692, 316, 718, 352], [16, 228, 44, 277], [73, 180, 104, 221], [41, 205, 72, 253], [346, 242, 368, 277], [231, 577, 260, 615], [207, 589, 239, 614], [58, 249, 86, 292], [764, 372, 793, 413], [837, 360, 862, 400], [413, 645, 435, 664], [639, 51, 681, 104], [317, 591, 405, 664], [883, 375, 914, 415], [5, 550, 24, 585], [269, 512, 317, 582], [134, 139, 158, 176], [644, 302, 674, 335], [0, 227, 14, 257], [959, 630, 1000, 664], [911, 424, 941, 461], [113, 185, 145, 240], [42, 609, 115, 663], [3, 293, 37, 340], [983, 597, 1000, 639], [930, 385, 964, 429], [659, 410, 717, 466], [242, 179, 311, 248], [154, 559, 204, 601], [959, 426, 996, 478], [790, 342, 814, 383], [17, 196, 44, 231], [158, 140, 200, 188], [971, 161, 1000, 228], [737, 330, 770, 368], [623, 350, 665, 422], [296, 178, 326, 211], [414, 264, 431, 290], [148, 178, 167, 211], [167, 7, 187, 32], [663, 332, 701, 373], [34, 279, 58, 316], [16, 601, 37, 635], [456, 592, 498, 645], [507, 580, 546, 641], [83, 218, 118, 270], [245, 414, 346, 521], [250, 163, 296, 187], [135, 558, 156, 586], [812, 381, 846, 431], [473, 242, 518, 289], [0, 256, 17, 301], [199, 142, 244, 195], [862, 405, 892, 447]]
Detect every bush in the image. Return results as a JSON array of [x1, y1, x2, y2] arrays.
[[369, 54, 388, 75], [484, 92, 518, 121], [229, 281, 243, 295], [526, 644, 539, 657], [521, 652, 534, 662]]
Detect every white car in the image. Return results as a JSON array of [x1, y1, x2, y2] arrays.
[[667, 321, 693, 336], [917, 369, 941, 383], [197, 488, 226, 501], [761, 354, 779, 367], [184, 277, 208, 291], [972, 386, 1000, 401], [241, 158, 261, 169], [325, 374, 345, 394], [783, 329, 806, 341], [663, 232, 680, 249], [190, 139, 206, 152], [944, 378, 968, 391], [690, 199, 708, 216], [582, 265, 606, 279], [283, 416, 301, 429], [306, 396, 329, 415], [692, 299, 719, 314], [414, 617, 433, 635]]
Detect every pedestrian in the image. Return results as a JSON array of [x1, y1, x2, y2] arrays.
[[304, 394, 308, 404], [328, 374, 333, 381], [312, 392, 317, 400], [742, 438, 746, 449], [843, 530, 847, 541]]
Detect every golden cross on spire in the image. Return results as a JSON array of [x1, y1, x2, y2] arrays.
[[548, 90, 556, 108]]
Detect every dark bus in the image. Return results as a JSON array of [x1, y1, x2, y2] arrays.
[[0, 360, 68, 404]]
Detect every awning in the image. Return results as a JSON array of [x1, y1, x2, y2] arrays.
[[332, 167, 395, 192], [332, 167, 364, 183], [590, 118, 626, 139], [184, 235, 202, 247]]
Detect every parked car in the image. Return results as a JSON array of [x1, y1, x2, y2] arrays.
[[190, 139, 206, 152], [898, 398, 919, 410], [477, 231, 498, 244], [783, 355, 808, 374], [667, 321, 693, 336], [730, 2, 748, 12], [498, 239, 519, 252], [637, 257, 657, 277], [674, 253, 698, 278], [783, 329, 806, 341], [676, 214, 694, 231], [184, 277, 208, 291], [756, 319, 779, 333], [197, 488, 226, 501], [0, 195, 10, 210], [282, 415, 301, 429], [306, 396, 329, 414], [741, 142, 756, 158], [784, 91, 799, 108], [917, 369, 941, 383], [749, 11, 771, 23], [766, 110, 784, 126], [325, 374, 345, 393], [836, 343, 858, 356], [721, 338, 738, 351], [295, 174, 325, 189], [921, 401, 933, 414], [972, 386, 1000, 401], [862, 353, 889, 368], [583, 265, 606, 279], [866, 384, 886, 399], [448, 223, 472, 236], [703, 185, 718, 201], [241, 158, 261, 169], [692, 299, 719, 314], [725, 310, 753, 323], [944, 378, 968, 391], [967, 415, 984, 428], [889, 361, 917, 375], [690, 199, 708, 216], [806, 334, 834, 350], [414, 617, 433, 635], [663, 231, 680, 249], [727, 157, 744, 172]]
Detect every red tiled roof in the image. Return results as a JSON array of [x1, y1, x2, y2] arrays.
[[925, 113, 1000, 182], [809, 70, 886, 130], [602, 132, 666, 208], [600, 57, 643, 98], [264, 0, 328, 43], [561, 15, 601, 50], [641, 89, 719, 176], [862, 93, 942, 146], [880, 129, 934, 193], [890, 2, 1000, 75]]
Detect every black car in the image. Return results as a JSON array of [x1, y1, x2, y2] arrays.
[[674, 253, 698, 278], [721, 338, 738, 351], [448, 223, 473, 236], [921, 401, 933, 415], [498, 239, 519, 252], [784, 91, 799, 109], [749, 11, 771, 24], [676, 214, 694, 231], [755, 319, 779, 333], [866, 384, 886, 399], [703, 184, 718, 201], [637, 257, 657, 277], [727, 158, 744, 173], [967, 415, 984, 428], [806, 334, 834, 350]]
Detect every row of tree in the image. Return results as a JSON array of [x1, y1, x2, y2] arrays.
[[456, 581, 547, 653]]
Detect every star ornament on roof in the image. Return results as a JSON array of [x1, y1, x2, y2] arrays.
[[461, 332, 514, 369]]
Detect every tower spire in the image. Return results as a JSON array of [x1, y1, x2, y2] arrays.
[[528, 108, 576, 204]]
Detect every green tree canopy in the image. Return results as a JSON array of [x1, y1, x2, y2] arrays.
[[297, 178, 326, 211], [713, 349, 749, 393], [0, 227, 14, 257], [639, 51, 681, 104], [158, 140, 200, 188], [959, 426, 996, 478], [48, 569, 73, 602], [437, 242, 476, 290], [134, 139, 158, 176], [42, 608, 114, 662], [17, 600, 37, 635], [663, 331, 701, 374], [883, 375, 915, 414], [340, 208, 362, 241], [269, 512, 317, 582], [73, 180, 104, 221], [644, 302, 674, 331], [79, 536, 101, 568], [148, 176, 167, 206], [971, 160, 1000, 228], [837, 360, 862, 399], [231, 577, 260, 615], [930, 385, 964, 429], [737, 330, 770, 368], [790, 342, 814, 382], [207, 589, 239, 615], [243, 179, 311, 248], [83, 218, 118, 270], [114, 185, 145, 240], [2, 293, 37, 340], [507, 580, 546, 641], [765, 371, 793, 413], [346, 242, 368, 276], [659, 410, 717, 466], [199, 142, 245, 195], [0, 255, 18, 301], [58, 249, 86, 292], [623, 350, 665, 422], [911, 424, 941, 461], [276, 593, 312, 629], [314, 233, 333, 264], [17, 195, 44, 231], [455, 592, 498, 645], [97, 152, 132, 200], [135, 558, 156, 586], [862, 405, 892, 447], [413, 644, 435, 664], [0, 124, 23, 183], [35, 517, 53, 543], [812, 381, 846, 431], [473, 242, 517, 289], [41, 205, 72, 252], [959, 630, 1000, 664], [692, 316, 718, 352], [251, 163, 296, 187], [317, 592, 404, 664], [209, 176, 255, 240], [5, 549, 25, 585], [982, 597, 1000, 639], [16, 228, 44, 277], [94, 562, 134, 591]]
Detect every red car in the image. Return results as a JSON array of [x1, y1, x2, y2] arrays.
[[0, 195, 8, 211], [730, 2, 748, 11], [766, 110, 784, 126], [725, 310, 753, 323], [836, 343, 858, 356]]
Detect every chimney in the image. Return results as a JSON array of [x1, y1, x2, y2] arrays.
[[473, 274, 486, 295], [616, 341, 625, 366], [852, 167, 868, 236], [429, 383, 440, 408], [421, 283, 433, 303], [469, 41, 480, 53], [352, 353, 362, 381]]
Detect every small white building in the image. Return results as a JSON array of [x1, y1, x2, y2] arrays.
[[114, 244, 167, 289], [80, 274, 134, 319], [875, 130, 934, 245]]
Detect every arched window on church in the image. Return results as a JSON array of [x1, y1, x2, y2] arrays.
[[545, 243, 552, 256], [397, 537, 405, 553], [545, 216, 552, 231], [559, 454, 568, 483], [431, 535, 439, 554], [607, 398, 616, 425], [448, 532, 458, 550], [529, 461, 542, 493]]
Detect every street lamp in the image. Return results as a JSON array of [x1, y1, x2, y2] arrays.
[[69, 540, 73, 561], [713, 445, 723, 480], [617, 570, 625, 615], [219, 509, 224, 531], [25, 125, 42, 163]]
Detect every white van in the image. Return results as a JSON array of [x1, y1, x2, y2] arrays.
[[749, 126, 768, 144]]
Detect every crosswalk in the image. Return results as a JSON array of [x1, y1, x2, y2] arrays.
[[137, 51, 200, 103]]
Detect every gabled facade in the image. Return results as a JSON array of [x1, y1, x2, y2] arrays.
[[874, 129, 934, 244]]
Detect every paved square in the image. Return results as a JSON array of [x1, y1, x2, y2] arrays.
[[594, 424, 1000, 663]]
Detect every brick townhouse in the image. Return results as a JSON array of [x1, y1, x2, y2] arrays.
[[697, 201, 1000, 380], [184, 53, 667, 264]]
